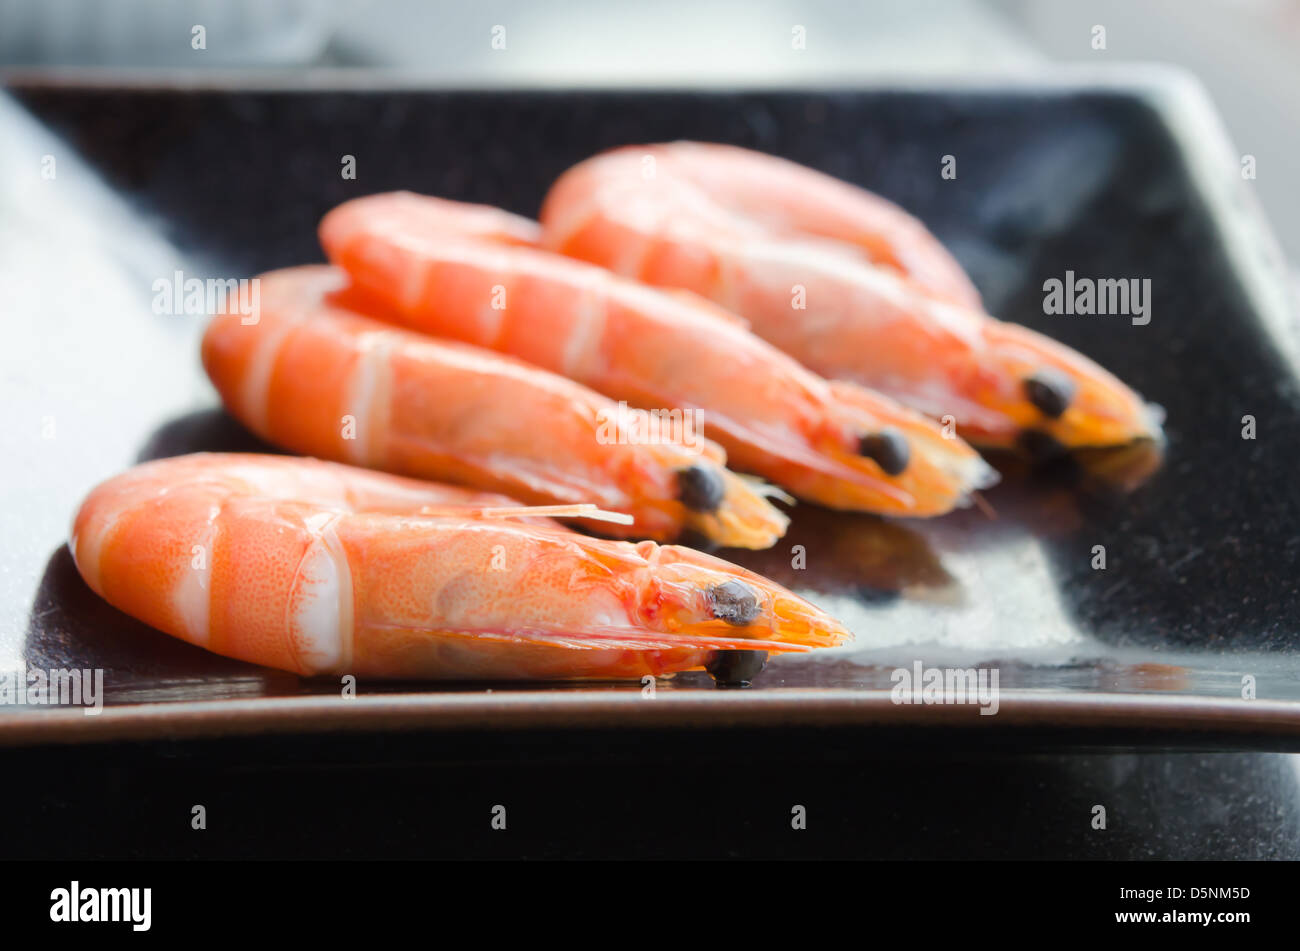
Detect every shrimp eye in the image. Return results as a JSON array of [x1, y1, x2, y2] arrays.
[[706, 650, 769, 687], [1024, 370, 1076, 418], [707, 580, 761, 626], [858, 427, 910, 476], [677, 464, 725, 512]]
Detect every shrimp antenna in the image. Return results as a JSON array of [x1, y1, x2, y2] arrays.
[[418, 503, 635, 525]]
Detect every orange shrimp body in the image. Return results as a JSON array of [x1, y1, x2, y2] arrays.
[[540, 142, 1163, 450], [321, 194, 995, 517], [70, 454, 847, 680], [201, 266, 787, 548]]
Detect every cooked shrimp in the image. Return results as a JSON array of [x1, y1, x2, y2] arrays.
[[201, 266, 786, 548], [347, 192, 543, 247], [548, 141, 979, 307], [539, 142, 1164, 451], [321, 194, 995, 517], [70, 453, 848, 680]]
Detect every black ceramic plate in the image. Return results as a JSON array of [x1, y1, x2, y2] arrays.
[[3, 70, 1298, 748]]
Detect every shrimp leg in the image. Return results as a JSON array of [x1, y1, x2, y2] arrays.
[[70, 454, 849, 680]]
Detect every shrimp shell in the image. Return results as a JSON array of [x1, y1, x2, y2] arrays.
[[540, 142, 1163, 450], [201, 265, 788, 548], [70, 453, 848, 680], [321, 193, 996, 517]]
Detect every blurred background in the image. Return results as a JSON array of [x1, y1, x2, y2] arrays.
[[1, 0, 1298, 260]]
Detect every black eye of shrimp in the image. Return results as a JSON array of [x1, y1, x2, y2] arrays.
[[858, 427, 911, 476], [707, 579, 761, 626], [706, 650, 768, 687], [677, 464, 726, 512], [1024, 370, 1076, 419]]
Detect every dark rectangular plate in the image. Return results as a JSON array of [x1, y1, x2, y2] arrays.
[[3, 70, 1299, 748]]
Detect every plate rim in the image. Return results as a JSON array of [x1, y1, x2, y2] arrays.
[[4, 690, 1300, 749], [5, 69, 1297, 748]]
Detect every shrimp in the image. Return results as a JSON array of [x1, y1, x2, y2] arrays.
[[201, 266, 787, 549], [539, 142, 1164, 451], [69, 453, 848, 680], [320, 193, 996, 517]]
